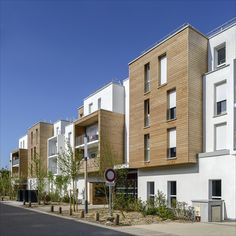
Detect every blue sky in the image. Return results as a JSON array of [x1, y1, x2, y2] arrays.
[[0, 0, 235, 168]]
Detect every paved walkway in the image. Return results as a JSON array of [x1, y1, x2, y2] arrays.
[[2, 201, 236, 236]]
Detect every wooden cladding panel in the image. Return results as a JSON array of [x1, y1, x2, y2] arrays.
[[129, 27, 208, 169]]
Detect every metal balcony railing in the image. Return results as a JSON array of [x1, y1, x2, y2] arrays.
[[75, 134, 99, 146], [12, 158, 19, 166], [144, 114, 150, 127]]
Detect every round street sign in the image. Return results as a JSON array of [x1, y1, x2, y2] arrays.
[[104, 168, 116, 182]]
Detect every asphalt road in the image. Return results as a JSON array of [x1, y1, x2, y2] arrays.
[[0, 203, 132, 236]]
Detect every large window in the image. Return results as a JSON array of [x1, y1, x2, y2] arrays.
[[167, 89, 176, 120], [147, 181, 155, 202], [168, 181, 177, 207], [215, 123, 227, 150], [215, 44, 226, 67], [144, 63, 150, 93], [159, 54, 167, 85], [209, 180, 221, 200], [215, 82, 227, 115], [144, 99, 150, 127], [168, 128, 176, 159], [144, 134, 150, 162]]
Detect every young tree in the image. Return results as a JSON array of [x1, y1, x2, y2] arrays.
[[31, 153, 47, 204], [57, 142, 83, 211], [0, 168, 13, 198], [47, 171, 54, 194]]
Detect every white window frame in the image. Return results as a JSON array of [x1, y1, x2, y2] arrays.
[[168, 128, 176, 159], [144, 99, 150, 127], [214, 122, 227, 151], [88, 103, 93, 114], [167, 181, 177, 207], [147, 181, 155, 201], [214, 43, 226, 68], [144, 134, 150, 162], [209, 179, 222, 200], [215, 81, 227, 116], [159, 54, 167, 85], [144, 63, 150, 93], [167, 89, 176, 120]]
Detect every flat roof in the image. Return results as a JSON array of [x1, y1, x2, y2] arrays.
[[128, 23, 207, 65]]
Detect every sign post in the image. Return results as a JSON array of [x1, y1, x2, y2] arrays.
[[104, 168, 116, 218]]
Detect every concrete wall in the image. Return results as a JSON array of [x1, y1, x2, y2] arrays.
[[138, 154, 236, 219], [123, 78, 129, 165]]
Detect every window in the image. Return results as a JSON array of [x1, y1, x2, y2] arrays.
[[36, 129, 38, 144], [31, 132, 33, 145], [215, 44, 226, 67], [209, 180, 221, 200], [56, 127, 59, 135], [168, 181, 177, 207], [33, 147, 36, 158], [215, 123, 227, 150], [144, 134, 150, 162], [89, 103, 93, 114], [215, 82, 227, 115], [144, 63, 150, 93], [98, 98, 101, 109], [159, 54, 167, 85], [147, 182, 155, 202], [144, 99, 150, 127], [167, 89, 176, 120], [168, 128, 176, 158]]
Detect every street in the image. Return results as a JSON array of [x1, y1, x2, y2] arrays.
[[0, 203, 132, 236]]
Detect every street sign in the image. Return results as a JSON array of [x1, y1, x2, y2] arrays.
[[104, 168, 116, 182]]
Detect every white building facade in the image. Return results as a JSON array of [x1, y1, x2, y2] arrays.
[[47, 120, 71, 175], [137, 21, 236, 220]]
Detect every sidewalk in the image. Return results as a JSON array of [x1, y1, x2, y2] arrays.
[[2, 201, 236, 236]]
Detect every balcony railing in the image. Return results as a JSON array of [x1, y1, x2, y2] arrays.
[[144, 114, 150, 127], [75, 134, 99, 147], [48, 147, 58, 156], [12, 158, 19, 166]]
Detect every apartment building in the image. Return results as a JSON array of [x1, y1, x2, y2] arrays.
[[27, 122, 53, 189], [199, 21, 236, 220], [129, 21, 236, 220], [74, 82, 126, 204], [10, 135, 28, 188], [47, 120, 71, 175]]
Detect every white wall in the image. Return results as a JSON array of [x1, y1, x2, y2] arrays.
[[19, 135, 28, 149], [53, 120, 70, 136], [65, 123, 74, 148], [123, 78, 129, 165], [138, 154, 236, 219], [203, 24, 236, 153], [113, 83, 125, 114], [208, 25, 236, 72], [83, 82, 125, 116]]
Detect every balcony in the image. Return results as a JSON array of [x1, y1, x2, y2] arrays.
[[12, 158, 19, 166], [75, 134, 99, 148]]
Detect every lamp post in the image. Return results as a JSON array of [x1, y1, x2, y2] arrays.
[[84, 135, 88, 214]]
